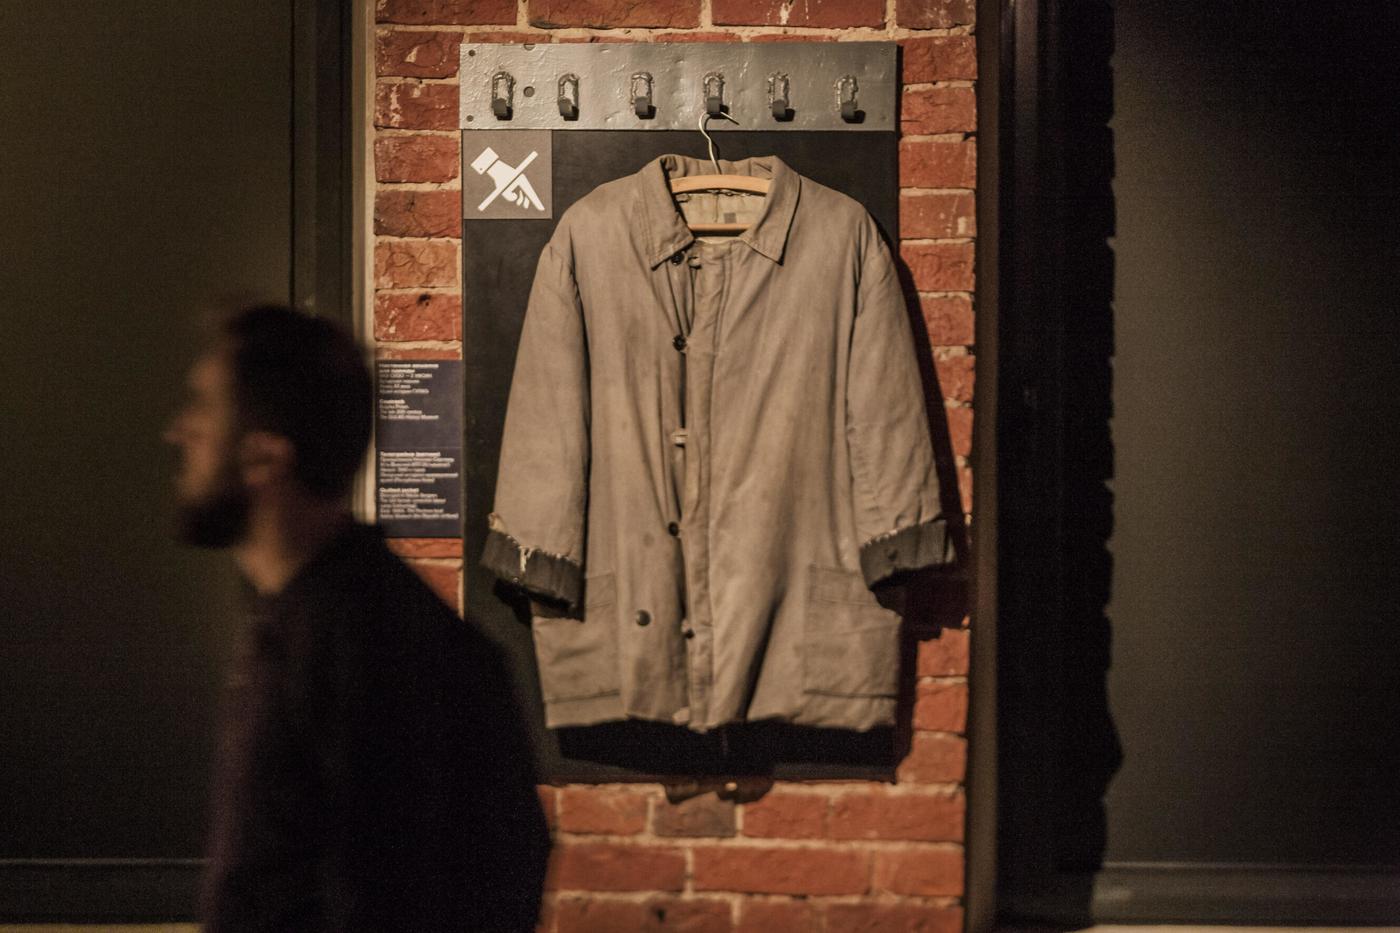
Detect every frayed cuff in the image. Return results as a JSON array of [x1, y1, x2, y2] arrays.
[[858, 517, 954, 587], [480, 520, 583, 608]]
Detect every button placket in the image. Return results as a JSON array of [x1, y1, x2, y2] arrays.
[[679, 241, 733, 727]]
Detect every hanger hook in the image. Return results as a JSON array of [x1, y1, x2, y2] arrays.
[[699, 110, 741, 173]]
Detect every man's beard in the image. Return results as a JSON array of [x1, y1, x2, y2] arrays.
[[174, 461, 250, 549]]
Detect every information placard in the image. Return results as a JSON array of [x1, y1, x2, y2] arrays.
[[376, 360, 463, 538]]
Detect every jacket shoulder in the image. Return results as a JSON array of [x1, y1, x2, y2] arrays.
[[788, 174, 888, 269], [795, 174, 881, 234]]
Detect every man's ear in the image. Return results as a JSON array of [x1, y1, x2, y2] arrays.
[[237, 431, 295, 489]]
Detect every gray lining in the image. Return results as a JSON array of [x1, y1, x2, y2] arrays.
[[480, 527, 584, 608], [858, 517, 955, 587]]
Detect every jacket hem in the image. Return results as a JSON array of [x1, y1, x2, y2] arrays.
[[858, 517, 955, 587], [543, 693, 625, 728], [481, 525, 584, 608], [543, 697, 897, 732]]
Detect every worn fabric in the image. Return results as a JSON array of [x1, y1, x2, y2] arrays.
[[483, 153, 953, 733], [202, 522, 551, 932]]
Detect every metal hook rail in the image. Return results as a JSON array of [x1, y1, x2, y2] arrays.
[[460, 42, 893, 132]]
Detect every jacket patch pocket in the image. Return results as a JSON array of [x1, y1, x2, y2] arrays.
[[803, 566, 902, 698], [531, 573, 620, 703]]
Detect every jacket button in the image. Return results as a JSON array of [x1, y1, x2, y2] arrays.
[[667, 522, 680, 536], [635, 610, 651, 627], [670, 252, 683, 264], [683, 628, 695, 640], [672, 335, 686, 351]]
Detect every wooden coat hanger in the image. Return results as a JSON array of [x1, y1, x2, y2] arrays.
[[669, 112, 770, 234]]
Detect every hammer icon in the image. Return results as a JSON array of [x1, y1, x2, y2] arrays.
[[471, 147, 544, 212]]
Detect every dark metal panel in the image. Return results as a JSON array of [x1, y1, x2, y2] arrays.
[[463, 129, 903, 781]]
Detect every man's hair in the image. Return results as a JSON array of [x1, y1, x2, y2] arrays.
[[221, 304, 373, 499]]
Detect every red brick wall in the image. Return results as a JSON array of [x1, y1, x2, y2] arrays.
[[373, 1, 976, 929]]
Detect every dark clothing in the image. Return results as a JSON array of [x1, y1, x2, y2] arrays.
[[201, 523, 551, 932]]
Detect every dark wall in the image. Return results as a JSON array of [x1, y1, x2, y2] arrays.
[[1105, 0, 1400, 866], [998, 0, 1400, 923], [0, 1, 292, 860]]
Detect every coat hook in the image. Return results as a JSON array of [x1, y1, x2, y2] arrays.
[[837, 74, 861, 123], [703, 72, 725, 117], [491, 70, 515, 120], [631, 72, 655, 119], [768, 72, 792, 121], [557, 73, 580, 120]]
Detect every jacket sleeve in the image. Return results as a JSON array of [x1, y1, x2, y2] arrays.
[[481, 230, 589, 608], [846, 216, 956, 587]]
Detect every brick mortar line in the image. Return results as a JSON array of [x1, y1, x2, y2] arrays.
[[900, 133, 976, 142], [372, 338, 462, 349], [375, 127, 459, 137], [747, 783, 966, 797], [898, 237, 975, 245], [546, 885, 963, 902], [903, 80, 976, 89], [916, 290, 974, 298], [375, 286, 462, 295], [401, 556, 463, 566], [683, 845, 698, 896], [546, 890, 964, 906], [375, 234, 463, 244], [555, 781, 966, 798], [909, 727, 966, 738], [900, 187, 976, 196], [553, 832, 967, 848], [376, 181, 462, 191], [376, 76, 459, 85]]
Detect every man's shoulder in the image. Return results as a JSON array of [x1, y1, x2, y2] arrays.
[[275, 524, 452, 639]]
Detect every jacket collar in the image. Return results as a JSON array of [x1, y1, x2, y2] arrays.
[[638, 153, 799, 268]]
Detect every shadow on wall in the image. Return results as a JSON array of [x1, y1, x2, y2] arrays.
[[997, 0, 1123, 925], [1050, 0, 1122, 880]]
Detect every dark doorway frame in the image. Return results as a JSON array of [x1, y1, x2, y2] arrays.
[[989, 0, 1400, 927], [0, 0, 355, 921]]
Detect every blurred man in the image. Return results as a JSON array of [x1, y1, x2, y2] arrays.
[[166, 304, 551, 931]]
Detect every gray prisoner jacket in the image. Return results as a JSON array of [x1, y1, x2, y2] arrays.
[[483, 153, 953, 733]]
